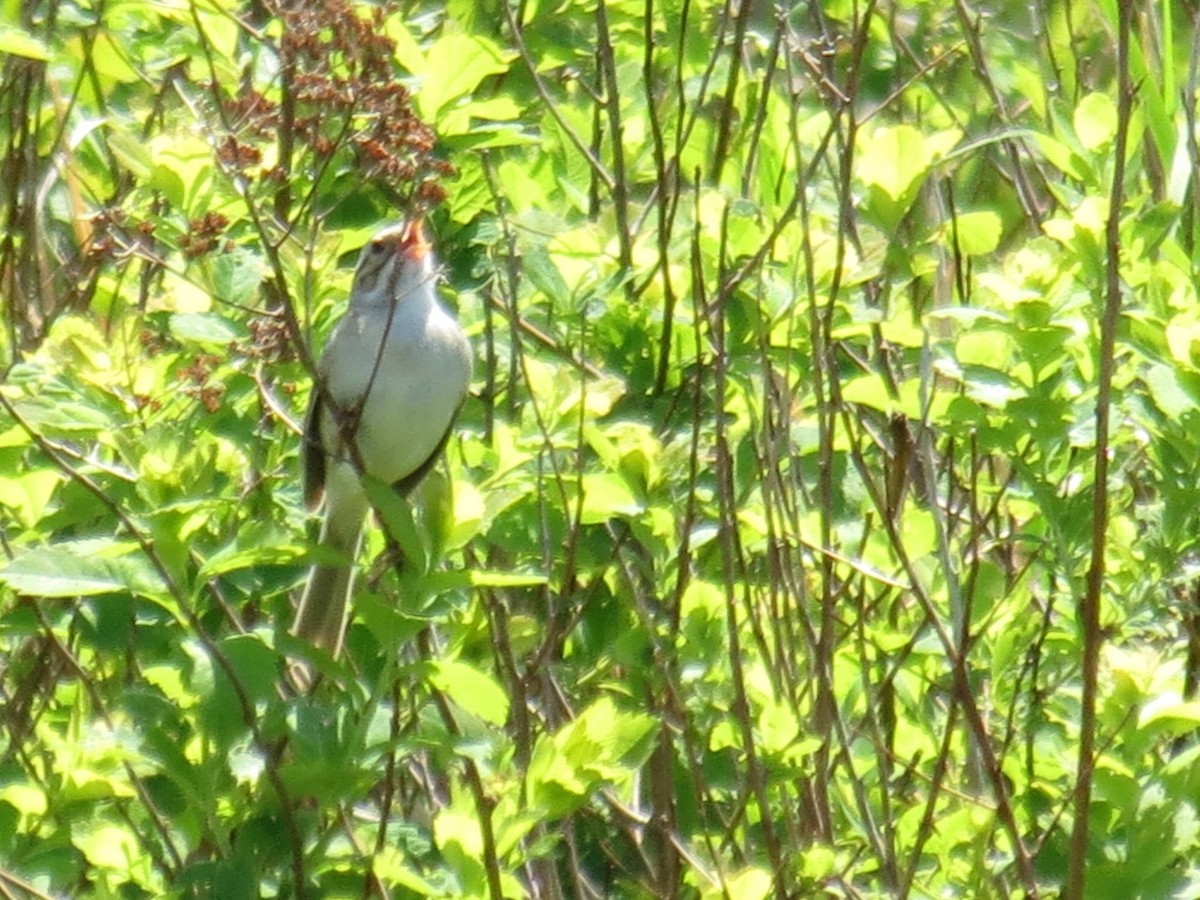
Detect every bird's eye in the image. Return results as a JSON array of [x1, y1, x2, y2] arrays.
[[370, 242, 386, 254]]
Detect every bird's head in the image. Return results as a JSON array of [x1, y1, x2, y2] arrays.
[[350, 218, 434, 307]]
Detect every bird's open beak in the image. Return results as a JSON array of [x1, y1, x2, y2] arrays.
[[400, 217, 432, 261]]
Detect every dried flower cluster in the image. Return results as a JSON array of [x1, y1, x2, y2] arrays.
[[241, 315, 295, 363], [217, 0, 452, 211], [177, 352, 225, 412], [180, 212, 231, 259]]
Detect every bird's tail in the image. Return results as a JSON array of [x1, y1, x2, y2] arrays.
[[292, 498, 365, 659]]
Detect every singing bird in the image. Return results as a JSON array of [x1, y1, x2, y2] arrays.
[[292, 220, 472, 657]]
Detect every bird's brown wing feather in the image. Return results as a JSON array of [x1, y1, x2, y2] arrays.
[[302, 390, 326, 510]]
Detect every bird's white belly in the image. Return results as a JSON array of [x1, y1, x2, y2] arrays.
[[319, 302, 470, 485]]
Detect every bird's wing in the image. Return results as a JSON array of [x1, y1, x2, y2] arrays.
[[391, 414, 457, 498]]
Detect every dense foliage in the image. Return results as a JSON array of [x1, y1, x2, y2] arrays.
[[2, 0, 1199, 897]]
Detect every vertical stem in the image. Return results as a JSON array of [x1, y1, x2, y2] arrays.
[[417, 631, 505, 900], [710, 0, 752, 185], [595, 0, 634, 284], [704, 197, 786, 899], [1066, 0, 1133, 896], [645, 0, 679, 396]]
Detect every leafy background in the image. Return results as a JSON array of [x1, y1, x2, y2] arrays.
[[1, 0, 1199, 897]]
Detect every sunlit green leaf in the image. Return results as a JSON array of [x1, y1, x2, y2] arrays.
[[1034, 133, 1088, 180], [0, 783, 47, 817], [0, 468, 60, 528], [427, 659, 509, 725], [1145, 364, 1194, 419], [943, 210, 1003, 256], [73, 824, 144, 872], [1075, 92, 1117, 151], [841, 373, 895, 413], [722, 867, 772, 900], [527, 697, 657, 817], [467, 570, 548, 587], [0, 24, 50, 60], [578, 472, 643, 524], [372, 847, 439, 894], [859, 124, 929, 201], [421, 33, 513, 120]]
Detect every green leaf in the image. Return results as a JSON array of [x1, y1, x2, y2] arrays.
[[197, 534, 306, 580], [527, 697, 658, 817], [0, 782, 47, 817], [523, 244, 571, 304], [467, 570, 549, 588], [859, 124, 930, 200], [218, 634, 277, 705], [955, 327, 1014, 369], [0, 24, 50, 60], [1139, 695, 1200, 734], [0, 468, 60, 528], [169, 312, 243, 346], [1145, 364, 1194, 419], [420, 33, 513, 120], [384, 17, 424, 75], [1166, 314, 1200, 367], [12, 396, 112, 433], [726, 867, 773, 900], [73, 824, 143, 872], [446, 478, 484, 550], [1075, 91, 1117, 151], [840, 373, 895, 413], [107, 125, 153, 180], [427, 659, 510, 726], [354, 592, 428, 646], [433, 805, 488, 894], [0, 542, 156, 597], [578, 472, 643, 525], [362, 475, 427, 574], [208, 249, 265, 307], [372, 847, 439, 894], [857, 125, 960, 229], [957, 365, 1025, 409], [944, 210, 1003, 256], [1034, 133, 1088, 181], [147, 133, 214, 210]]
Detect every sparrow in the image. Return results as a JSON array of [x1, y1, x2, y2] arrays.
[[291, 219, 472, 657]]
